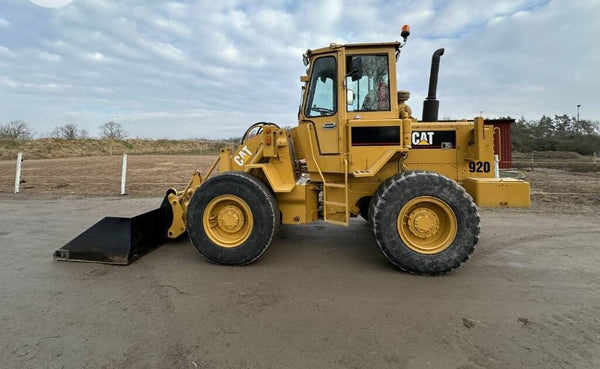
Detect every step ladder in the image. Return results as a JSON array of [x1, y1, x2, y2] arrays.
[[322, 158, 349, 226], [306, 124, 350, 226]]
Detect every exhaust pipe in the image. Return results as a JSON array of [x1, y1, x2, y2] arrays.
[[422, 48, 445, 122]]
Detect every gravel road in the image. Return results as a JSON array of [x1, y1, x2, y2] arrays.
[[1, 196, 599, 368]]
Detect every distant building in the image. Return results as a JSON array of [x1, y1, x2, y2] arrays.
[[485, 119, 514, 169]]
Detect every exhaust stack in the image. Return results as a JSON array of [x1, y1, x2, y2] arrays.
[[422, 48, 445, 122]]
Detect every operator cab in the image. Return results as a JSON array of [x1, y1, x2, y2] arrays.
[[298, 41, 406, 155]]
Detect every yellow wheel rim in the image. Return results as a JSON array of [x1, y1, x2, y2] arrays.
[[397, 196, 457, 254], [203, 195, 253, 248]]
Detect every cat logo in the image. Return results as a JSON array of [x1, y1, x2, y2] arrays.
[[411, 130, 456, 149], [411, 131, 435, 146], [233, 145, 253, 166]]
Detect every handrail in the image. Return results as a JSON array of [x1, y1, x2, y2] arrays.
[[342, 157, 349, 225], [306, 125, 326, 183], [494, 126, 502, 159], [307, 125, 350, 225]]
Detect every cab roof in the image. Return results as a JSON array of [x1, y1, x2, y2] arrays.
[[306, 41, 401, 56]]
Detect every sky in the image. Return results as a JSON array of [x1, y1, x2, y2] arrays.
[[0, 0, 598, 139]]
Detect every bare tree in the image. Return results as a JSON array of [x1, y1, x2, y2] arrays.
[[52, 123, 86, 139], [99, 121, 127, 140], [50, 126, 61, 138], [60, 123, 79, 139], [0, 120, 32, 140]]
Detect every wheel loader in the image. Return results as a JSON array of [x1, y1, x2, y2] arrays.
[[54, 26, 530, 275]]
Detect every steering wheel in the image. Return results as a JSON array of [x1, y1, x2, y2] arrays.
[[311, 107, 334, 115]]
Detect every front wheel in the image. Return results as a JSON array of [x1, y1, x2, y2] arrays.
[[369, 171, 479, 275], [186, 172, 280, 265]]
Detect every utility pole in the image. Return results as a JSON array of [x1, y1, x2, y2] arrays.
[[577, 104, 581, 123]]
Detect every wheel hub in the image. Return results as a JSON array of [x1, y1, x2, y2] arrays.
[[203, 195, 253, 248], [397, 196, 458, 255], [217, 205, 245, 233], [408, 208, 440, 238]]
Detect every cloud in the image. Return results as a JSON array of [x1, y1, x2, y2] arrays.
[[0, 45, 15, 57], [0, 0, 598, 139]]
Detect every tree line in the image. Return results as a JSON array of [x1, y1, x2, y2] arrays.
[[0, 121, 127, 140], [2, 115, 599, 155], [511, 115, 600, 155]]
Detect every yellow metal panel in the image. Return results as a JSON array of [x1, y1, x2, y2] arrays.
[[245, 163, 295, 193], [347, 118, 407, 176], [263, 131, 276, 157], [351, 148, 399, 177], [462, 178, 530, 208], [297, 122, 343, 174], [404, 132, 458, 179], [402, 119, 413, 148], [245, 129, 297, 193], [403, 122, 497, 182], [276, 184, 319, 224], [473, 117, 485, 161], [219, 148, 232, 172], [404, 148, 457, 164]]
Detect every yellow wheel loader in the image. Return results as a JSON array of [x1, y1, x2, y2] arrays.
[[54, 26, 530, 275]]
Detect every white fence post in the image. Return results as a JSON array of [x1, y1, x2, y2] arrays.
[[14, 152, 23, 193], [121, 153, 127, 195]]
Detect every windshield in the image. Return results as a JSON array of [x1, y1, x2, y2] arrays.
[[304, 56, 337, 117], [346, 54, 390, 112]]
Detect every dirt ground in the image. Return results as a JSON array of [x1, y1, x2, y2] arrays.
[[525, 168, 600, 215], [0, 155, 217, 197], [1, 156, 599, 368], [1, 197, 599, 369]]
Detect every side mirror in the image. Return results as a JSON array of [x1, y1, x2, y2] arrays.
[[350, 57, 363, 81], [347, 89, 355, 105]]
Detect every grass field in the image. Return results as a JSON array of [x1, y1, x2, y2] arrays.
[[0, 138, 238, 160]]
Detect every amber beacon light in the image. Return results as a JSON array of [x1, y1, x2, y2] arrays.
[[401, 25, 411, 40]]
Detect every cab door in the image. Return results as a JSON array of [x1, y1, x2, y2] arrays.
[[301, 55, 340, 154]]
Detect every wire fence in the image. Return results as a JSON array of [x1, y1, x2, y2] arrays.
[[510, 152, 598, 172], [1, 153, 216, 196], [3, 152, 599, 197]]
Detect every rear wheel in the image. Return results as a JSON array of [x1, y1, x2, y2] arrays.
[[369, 171, 479, 275], [186, 172, 280, 265]]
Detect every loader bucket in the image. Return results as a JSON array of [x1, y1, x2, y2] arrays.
[[53, 205, 171, 265]]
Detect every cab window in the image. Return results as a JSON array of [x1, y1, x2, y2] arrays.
[[346, 54, 390, 112], [305, 56, 337, 117]]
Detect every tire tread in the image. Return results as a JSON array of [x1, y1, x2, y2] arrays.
[[370, 171, 480, 275]]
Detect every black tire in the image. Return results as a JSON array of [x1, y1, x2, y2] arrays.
[[369, 171, 480, 275], [357, 196, 371, 221], [186, 172, 280, 265]]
